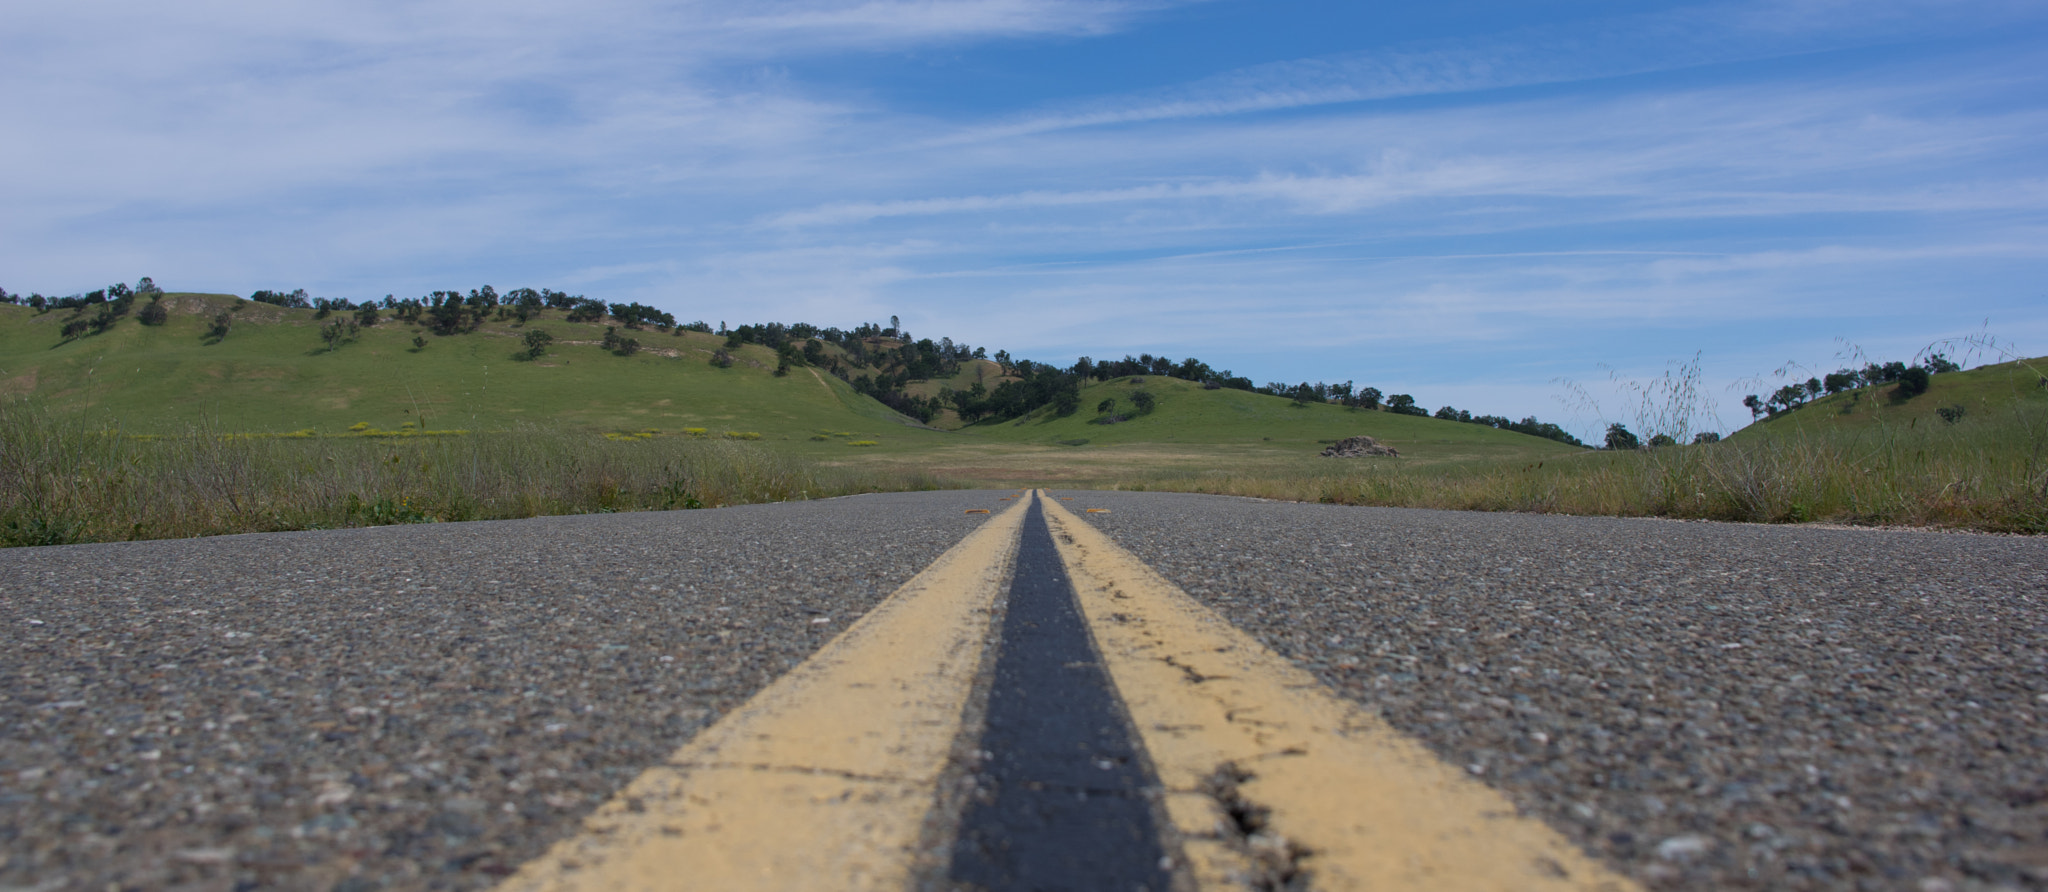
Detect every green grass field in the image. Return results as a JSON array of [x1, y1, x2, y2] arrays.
[[1733, 356, 2048, 439], [0, 296, 1581, 486], [6, 295, 2042, 539], [0, 295, 940, 443]]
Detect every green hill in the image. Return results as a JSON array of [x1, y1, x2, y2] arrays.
[[0, 293, 1585, 488], [0, 295, 940, 444], [975, 375, 1578, 460], [9, 291, 2042, 537], [1731, 356, 2048, 438]]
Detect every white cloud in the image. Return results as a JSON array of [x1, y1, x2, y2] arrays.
[[1, 0, 2042, 434]]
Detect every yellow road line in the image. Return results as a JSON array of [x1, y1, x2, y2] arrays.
[[497, 500, 1029, 892], [1039, 495, 1639, 891]]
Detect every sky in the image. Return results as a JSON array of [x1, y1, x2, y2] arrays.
[[4, 0, 2046, 440]]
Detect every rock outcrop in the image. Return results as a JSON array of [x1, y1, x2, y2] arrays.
[[1320, 435, 1400, 458]]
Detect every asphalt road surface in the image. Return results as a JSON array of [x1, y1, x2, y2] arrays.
[[3, 490, 2045, 891]]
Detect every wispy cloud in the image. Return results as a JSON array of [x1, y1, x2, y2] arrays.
[[2, 0, 2043, 438], [924, 0, 2048, 144]]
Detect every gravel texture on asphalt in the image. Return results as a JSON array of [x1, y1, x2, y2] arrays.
[[1059, 491, 2048, 892], [0, 491, 1012, 892]]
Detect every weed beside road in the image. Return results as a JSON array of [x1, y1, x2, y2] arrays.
[[0, 401, 951, 546], [1126, 397, 2048, 533]]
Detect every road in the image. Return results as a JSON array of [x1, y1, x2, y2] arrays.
[[2, 490, 2044, 890]]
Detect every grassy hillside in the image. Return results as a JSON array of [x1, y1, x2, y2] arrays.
[[0, 296, 1579, 477], [979, 375, 1578, 459], [5, 294, 2044, 537], [0, 296, 940, 444], [799, 375, 1583, 488], [1732, 356, 2048, 438], [1145, 354, 2048, 532]]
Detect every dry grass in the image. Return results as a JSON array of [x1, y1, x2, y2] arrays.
[[0, 400, 953, 546], [1116, 399, 2048, 533]]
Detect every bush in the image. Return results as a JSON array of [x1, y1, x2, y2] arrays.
[[319, 319, 359, 351], [601, 326, 641, 356], [1937, 404, 1967, 425], [138, 300, 168, 326], [1692, 431, 1721, 444], [710, 349, 734, 369], [1896, 366, 1931, 398]]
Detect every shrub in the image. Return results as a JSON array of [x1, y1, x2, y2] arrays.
[[1937, 404, 1966, 424], [138, 300, 168, 326], [319, 319, 359, 351], [710, 349, 734, 369], [1692, 431, 1721, 444], [601, 326, 640, 356], [1896, 366, 1931, 398]]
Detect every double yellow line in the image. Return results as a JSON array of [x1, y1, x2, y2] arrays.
[[498, 491, 1636, 891]]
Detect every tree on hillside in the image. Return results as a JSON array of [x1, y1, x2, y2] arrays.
[[319, 319, 359, 351], [1896, 366, 1931, 398], [250, 289, 310, 308], [602, 326, 640, 356], [1604, 423, 1641, 451], [1386, 394, 1425, 416], [522, 329, 553, 360]]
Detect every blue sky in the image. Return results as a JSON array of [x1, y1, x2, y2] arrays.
[[5, 0, 2045, 439]]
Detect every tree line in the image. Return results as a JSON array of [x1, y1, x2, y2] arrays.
[[1740, 354, 1961, 419], [2, 278, 170, 340]]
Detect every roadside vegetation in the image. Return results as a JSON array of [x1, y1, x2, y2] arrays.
[[1121, 354, 2048, 533], [3, 279, 2043, 540], [0, 402, 951, 546]]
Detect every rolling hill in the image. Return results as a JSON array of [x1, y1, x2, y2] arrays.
[[0, 292, 1591, 488], [1730, 355, 2048, 438]]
